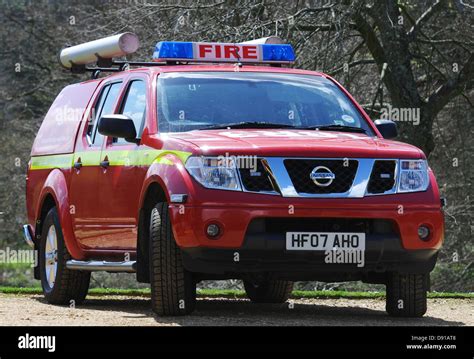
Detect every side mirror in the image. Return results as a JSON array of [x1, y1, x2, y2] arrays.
[[374, 119, 397, 139], [98, 114, 138, 144]]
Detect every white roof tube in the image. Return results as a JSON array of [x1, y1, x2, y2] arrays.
[[59, 32, 139, 69], [240, 36, 285, 45]]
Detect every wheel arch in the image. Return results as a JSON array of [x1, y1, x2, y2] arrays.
[[35, 193, 57, 244], [32, 193, 57, 280], [35, 169, 85, 262], [135, 155, 195, 283], [136, 179, 168, 283]]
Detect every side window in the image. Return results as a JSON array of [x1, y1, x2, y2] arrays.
[[87, 82, 122, 146], [115, 80, 147, 144], [87, 84, 109, 145]]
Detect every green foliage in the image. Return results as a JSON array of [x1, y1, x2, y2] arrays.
[[1, 286, 472, 299]]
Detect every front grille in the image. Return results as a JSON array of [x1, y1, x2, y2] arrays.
[[284, 159, 358, 194], [239, 159, 275, 192], [367, 160, 396, 194]]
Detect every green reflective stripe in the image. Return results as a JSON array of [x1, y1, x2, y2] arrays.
[[30, 154, 74, 170], [30, 150, 192, 170]]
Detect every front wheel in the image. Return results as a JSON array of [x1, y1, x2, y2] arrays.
[[149, 202, 196, 316], [385, 272, 428, 317], [39, 207, 90, 305], [244, 279, 293, 303]]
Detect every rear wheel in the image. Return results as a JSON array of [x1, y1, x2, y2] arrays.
[[244, 279, 293, 303], [149, 202, 196, 316], [386, 272, 428, 317], [39, 207, 90, 305]]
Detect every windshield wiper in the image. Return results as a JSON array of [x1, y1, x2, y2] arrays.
[[302, 124, 367, 134], [198, 121, 298, 130]]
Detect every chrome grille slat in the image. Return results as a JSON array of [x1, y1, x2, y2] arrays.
[[284, 159, 358, 194], [367, 160, 397, 194], [239, 159, 275, 192], [238, 157, 399, 198]]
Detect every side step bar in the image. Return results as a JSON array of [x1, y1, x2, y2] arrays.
[[66, 260, 136, 273], [23, 224, 35, 248]]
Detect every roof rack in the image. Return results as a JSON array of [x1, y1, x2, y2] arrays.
[[59, 34, 295, 79], [71, 60, 165, 79]]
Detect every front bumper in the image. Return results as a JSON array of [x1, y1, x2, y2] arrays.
[[169, 182, 444, 279], [170, 199, 444, 249], [181, 234, 439, 280]]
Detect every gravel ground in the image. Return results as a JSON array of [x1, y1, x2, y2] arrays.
[[0, 293, 471, 326]]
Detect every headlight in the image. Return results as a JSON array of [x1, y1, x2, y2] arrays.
[[397, 160, 429, 193], [185, 156, 242, 191]]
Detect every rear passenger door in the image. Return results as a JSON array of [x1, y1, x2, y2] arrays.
[[69, 80, 123, 249], [96, 77, 149, 250]]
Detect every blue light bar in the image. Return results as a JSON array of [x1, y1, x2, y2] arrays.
[[153, 41, 193, 60], [153, 41, 295, 64], [262, 44, 295, 62]]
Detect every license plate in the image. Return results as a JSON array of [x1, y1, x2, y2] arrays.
[[286, 232, 366, 251]]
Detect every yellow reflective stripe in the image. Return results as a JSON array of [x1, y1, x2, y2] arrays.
[[106, 150, 140, 166], [30, 154, 74, 170], [73, 151, 101, 166], [30, 150, 192, 170], [154, 157, 174, 166], [150, 150, 192, 166], [106, 150, 192, 166], [165, 150, 192, 164]]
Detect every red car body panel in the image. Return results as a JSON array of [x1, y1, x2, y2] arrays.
[[31, 80, 101, 156], [165, 130, 424, 158], [26, 64, 444, 263]]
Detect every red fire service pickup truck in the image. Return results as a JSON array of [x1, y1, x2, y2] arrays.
[[24, 33, 444, 317]]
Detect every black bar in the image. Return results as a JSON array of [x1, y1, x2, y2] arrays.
[[0, 326, 471, 355]]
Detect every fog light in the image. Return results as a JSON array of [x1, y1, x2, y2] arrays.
[[206, 224, 220, 238], [418, 225, 430, 241]]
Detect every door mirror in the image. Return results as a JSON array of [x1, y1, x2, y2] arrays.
[[374, 119, 397, 139], [98, 114, 138, 144]]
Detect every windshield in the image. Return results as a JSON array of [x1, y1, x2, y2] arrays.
[[157, 72, 373, 135]]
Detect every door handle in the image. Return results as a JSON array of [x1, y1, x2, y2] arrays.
[[74, 159, 82, 170], [100, 157, 110, 169]]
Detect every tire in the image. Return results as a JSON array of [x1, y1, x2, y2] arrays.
[[244, 279, 293, 303], [149, 202, 196, 316], [39, 207, 90, 305], [386, 272, 428, 317]]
